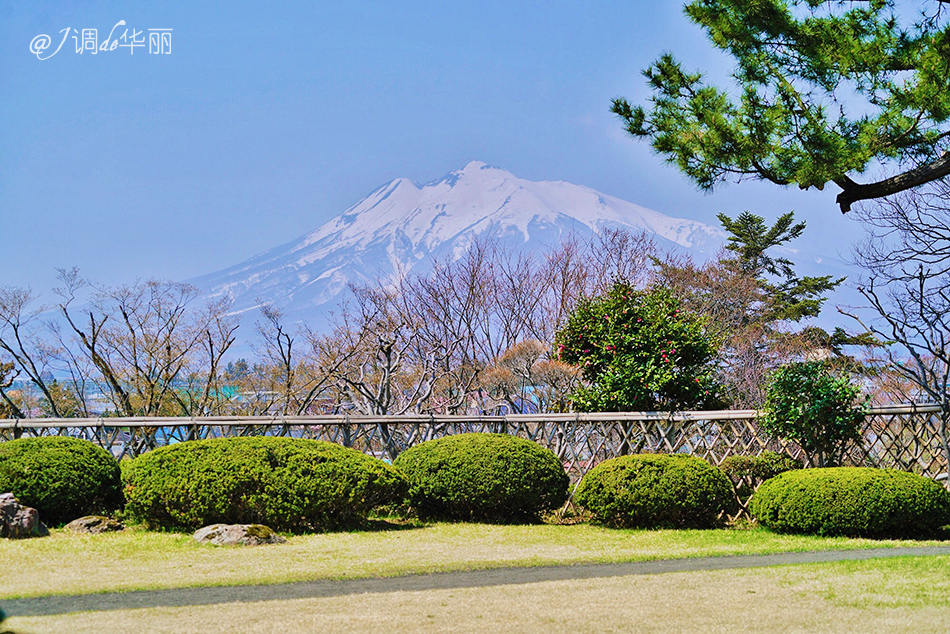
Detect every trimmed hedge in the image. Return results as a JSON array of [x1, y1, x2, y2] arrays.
[[749, 467, 950, 538], [393, 433, 569, 522], [575, 454, 734, 529], [719, 451, 802, 483], [0, 436, 123, 526], [121, 437, 408, 532]]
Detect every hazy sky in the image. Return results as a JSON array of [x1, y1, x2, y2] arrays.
[[1, 1, 865, 292]]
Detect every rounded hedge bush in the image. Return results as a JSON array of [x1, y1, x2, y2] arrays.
[[719, 451, 802, 483], [392, 433, 569, 522], [575, 453, 735, 529], [0, 436, 123, 526], [749, 467, 950, 538], [121, 437, 408, 532]]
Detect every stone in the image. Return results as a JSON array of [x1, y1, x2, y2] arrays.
[[65, 515, 125, 535], [0, 493, 49, 539], [193, 523, 286, 546]]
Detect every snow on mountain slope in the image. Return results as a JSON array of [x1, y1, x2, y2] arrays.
[[189, 161, 726, 319]]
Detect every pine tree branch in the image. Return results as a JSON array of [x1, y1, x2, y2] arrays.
[[834, 153, 950, 213]]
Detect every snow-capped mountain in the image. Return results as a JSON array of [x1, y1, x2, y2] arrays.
[[190, 161, 726, 319]]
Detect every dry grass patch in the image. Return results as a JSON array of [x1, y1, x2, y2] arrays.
[[9, 556, 950, 634], [2, 523, 945, 600]]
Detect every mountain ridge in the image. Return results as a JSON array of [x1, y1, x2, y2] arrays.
[[189, 161, 730, 319]]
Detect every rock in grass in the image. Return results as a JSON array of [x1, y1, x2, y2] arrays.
[[193, 524, 286, 546], [0, 492, 49, 539], [65, 515, 125, 535]]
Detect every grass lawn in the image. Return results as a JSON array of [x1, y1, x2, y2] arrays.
[[8, 555, 950, 633], [1, 522, 947, 599]]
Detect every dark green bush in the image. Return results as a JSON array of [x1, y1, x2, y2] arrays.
[[575, 453, 734, 529], [121, 437, 408, 532], [392, 433, 569, 522], [554, 282, 723, 412], [719, 452, 803, 521], [749, 467, 950, 538], [0, 436, 123, 526], [719, 451, 802, 482]]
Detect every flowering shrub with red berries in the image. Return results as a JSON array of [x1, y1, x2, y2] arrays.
[[554, 282, 723, 412]]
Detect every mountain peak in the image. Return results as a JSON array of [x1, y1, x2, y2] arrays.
[[192, 164, 725, 320], [461, 160, 508, 173], [427, 161, 509, 188]]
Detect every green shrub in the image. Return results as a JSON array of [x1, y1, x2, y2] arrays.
[[749, 467, 950, 538], [719, 451, 802, 482], [121, 437, 408, 532], [0, 436, 123, 526], [575, 453, 735, 529], [554, 282, 723, 412], [719, 452, 803, 521], [761, 361, 868, 467], [393, 433, 569, 523]]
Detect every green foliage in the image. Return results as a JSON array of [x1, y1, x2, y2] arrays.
[[0, 437, 123, 526], [719, 451, 802, 482], [719, 211, 843, 323], [121, 437, 408, 532], [654, 212, 871, 408], [720, 452, 803, 516], [392, 433, 569, 523], [750, 467, 950, 538], [762, 361, 868, 467], [575, 454, 735, 529], [554, 282, 722, 411], [721, 211, 805, 278], [613, 1, 950, 211]]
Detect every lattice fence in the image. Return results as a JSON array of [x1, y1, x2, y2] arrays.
[[2, 405, 946, 482]]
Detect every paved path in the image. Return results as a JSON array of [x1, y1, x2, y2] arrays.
[[5, 547, 950, 618]]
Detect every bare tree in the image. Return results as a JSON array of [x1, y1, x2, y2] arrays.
[[174, 297, 239, 416], [252, 304, 297, 415], [854, 181, 950, 280], [396, 243, 492, 412], [0, 286, 65, 417], [45, 320, 95, 417], [480, 340, 580, 414], [243, 305, 352, 416], [844, 182, 950, 484], [334, 285, 459, 416], [55, 268, 237, 417]]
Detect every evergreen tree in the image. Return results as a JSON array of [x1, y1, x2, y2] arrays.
[[718, 210, 843, 323], [554, 282, 723, 412], [613, 1, 950, 212], [655, 211, 874, 406]]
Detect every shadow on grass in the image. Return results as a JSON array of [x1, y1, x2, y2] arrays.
[[0, 606, 17, 634], [347, 516, 425, 533]]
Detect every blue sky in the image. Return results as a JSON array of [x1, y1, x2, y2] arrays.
[[0, 0, 863, 292]]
